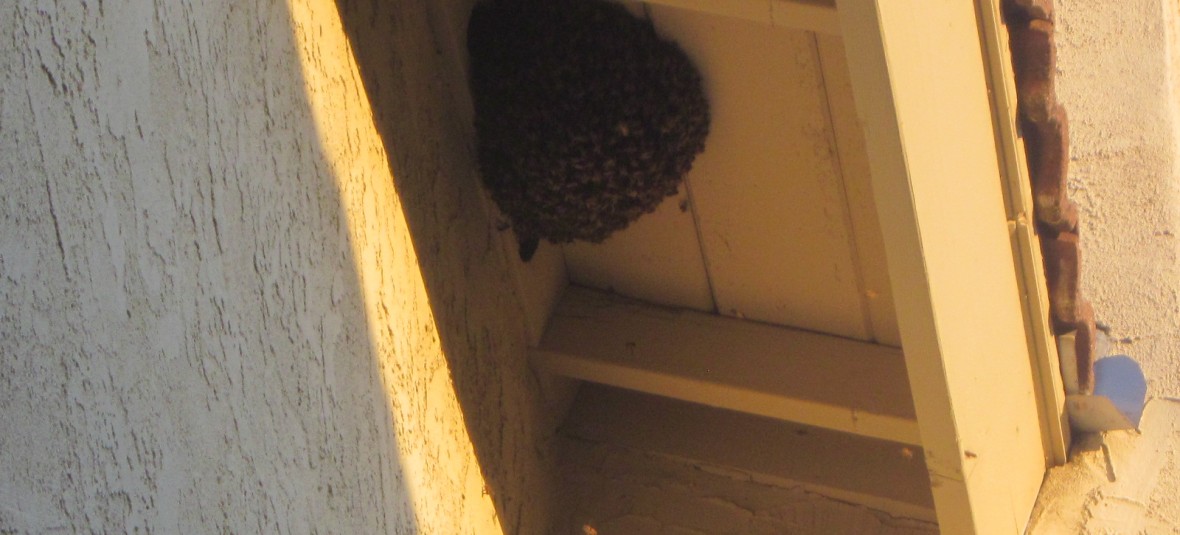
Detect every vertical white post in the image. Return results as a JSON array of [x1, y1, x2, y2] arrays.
[[836, 1, 1048, 532]]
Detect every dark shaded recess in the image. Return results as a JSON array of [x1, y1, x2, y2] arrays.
[[468, 0, 710, 250]]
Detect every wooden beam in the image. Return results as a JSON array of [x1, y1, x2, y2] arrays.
[[562, 384, 936, 522], [641, 0, 840, 35], [977, 0, 1070, 466], [531, 286, 922, 445], [836, 0, 1049, 532]]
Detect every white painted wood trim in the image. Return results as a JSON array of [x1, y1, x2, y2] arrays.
[[837, 0, 1049, 532], [641, 0, 840, 35], [978, 0, 1070, 466], [531, 286, 922, 445]]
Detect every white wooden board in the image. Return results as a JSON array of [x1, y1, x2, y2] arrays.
[[837, 0, 1049, 531], [532, 286, 920, 444], [563, 187, 715, 312], [649, 6, 870, 340], [561, 5, 900, 345]]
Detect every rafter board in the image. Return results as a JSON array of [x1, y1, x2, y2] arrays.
[[837, 0, 1048, 532], [531, 286, 921, 445]]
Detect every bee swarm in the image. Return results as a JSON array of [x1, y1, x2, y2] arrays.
[[467, 0, 710, 249]]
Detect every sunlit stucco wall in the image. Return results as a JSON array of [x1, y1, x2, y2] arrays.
[[1028, 1, 1180, 533], [1056, 0, 1180, 398], [1, 0, 556, 532]]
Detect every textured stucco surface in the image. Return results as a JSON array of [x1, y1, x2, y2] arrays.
[[1055, 0, 1180, 398], [0, 0, 558, 532], [1029, 400, 1180, 534], [1028, 1, 1180, 533]]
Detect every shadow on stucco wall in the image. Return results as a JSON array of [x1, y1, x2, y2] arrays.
[[329, 0, 562, 532], [1, 0, 425, 532]]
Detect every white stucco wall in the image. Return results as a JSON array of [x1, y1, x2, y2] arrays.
[[1028, 1, 1180, 532], [0, 0, 558, 532], [1055, 0, 1180, 398]]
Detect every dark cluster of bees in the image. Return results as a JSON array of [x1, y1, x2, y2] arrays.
[[467, 0, 710, 259]]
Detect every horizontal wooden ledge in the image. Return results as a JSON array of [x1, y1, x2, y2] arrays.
[[642, 0, 840, 35], [562, 384, 936, 521], [531, 286, 922, 445]]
